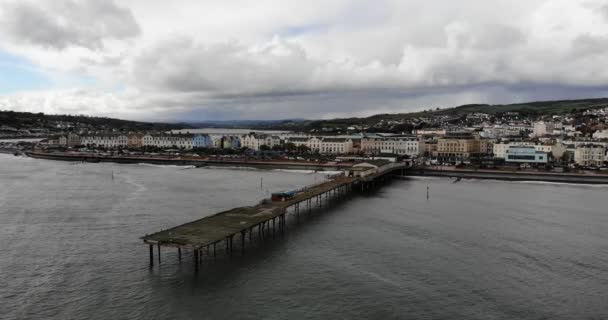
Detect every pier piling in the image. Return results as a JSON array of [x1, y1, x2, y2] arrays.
[[149, 244, 154, 267], [142, 164, 408, 269], [157, 244, 161, 264]]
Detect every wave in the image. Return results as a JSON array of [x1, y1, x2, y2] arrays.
[[271, 169, 317, 174], [202, 165, 260, 171], [134, 163, 196, 169], [402, 176, 443, 181], [501, 179, 608, 188], [452, 177, 608, 188]]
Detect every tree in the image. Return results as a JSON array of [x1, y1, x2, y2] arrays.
[[284, 142, 296, 152], [259, 144, 270, 151], [297, 145, 310, 154]]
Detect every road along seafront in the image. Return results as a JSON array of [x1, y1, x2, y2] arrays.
[[25, 151, 353, 171]]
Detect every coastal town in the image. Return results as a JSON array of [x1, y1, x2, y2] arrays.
[[3, 102, 608, 171]]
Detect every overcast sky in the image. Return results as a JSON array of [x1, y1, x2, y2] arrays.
[[1, 0, 608, 121]]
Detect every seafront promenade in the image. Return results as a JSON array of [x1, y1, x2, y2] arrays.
[[409, 167, 608, 184], [25, 151, 353, 171]]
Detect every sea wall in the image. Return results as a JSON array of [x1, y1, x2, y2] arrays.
[[407, 168, 608, 185], [25, 152, 348, 171]]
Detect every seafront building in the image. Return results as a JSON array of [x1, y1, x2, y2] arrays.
[[433, 133, 485, 162], [360, 136, 420, 157], [493, 142, 553, 159], [504, 146, 549, 165], [35, 117, 608, 169], [532, 121, 555, 137], [81, 134, 128, 148], [193, 134, 213, 148], [128, 134, 144, 148], [574, 145, 606, 167]]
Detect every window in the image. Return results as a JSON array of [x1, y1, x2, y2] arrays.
[[508, 155, 536, 160]]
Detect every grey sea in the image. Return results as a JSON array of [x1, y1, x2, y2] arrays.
[[2, 154, 608, 320]]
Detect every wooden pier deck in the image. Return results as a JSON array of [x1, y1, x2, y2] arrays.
[[142, 177, 354, 249], [141, 162, 408, 268]]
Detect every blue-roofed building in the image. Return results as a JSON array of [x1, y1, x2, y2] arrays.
[[193, 134, 212, 148]]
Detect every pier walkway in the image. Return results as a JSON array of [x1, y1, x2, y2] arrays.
[[142, 162, 408, 270]]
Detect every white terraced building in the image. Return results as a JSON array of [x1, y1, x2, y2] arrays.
[[81, 134, 128, 148], [361, 137, 420, 156], [241, 134, 281, 150], [285, 136, 352, 154], [143, 134, 193, 149], [319, 138, 353, 154], [575, 145, 606, 167]]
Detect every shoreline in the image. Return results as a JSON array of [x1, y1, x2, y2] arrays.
[[15, 152, 608, 184], [24, 151, 353, 171], [408, 167, 608, 185]]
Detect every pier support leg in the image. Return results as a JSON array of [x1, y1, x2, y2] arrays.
[[213, 243, 217, 259], [229, 235, 234, 257], [149, 244, 154, 267], [241, 231, 246, 255], [194, 249, 199, 272], [178, 247, 182, 261], [157, 244, 161, 264], [272, 217, 276, 239]]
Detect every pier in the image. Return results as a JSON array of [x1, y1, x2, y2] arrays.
[[142, 161, 408, 270]]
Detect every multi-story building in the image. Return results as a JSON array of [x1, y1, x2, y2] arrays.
[[575, 145, 606, 167], [241, 134, 260, 150], [593, 130, 608, 140], [433, 133, 484, 161], [421, 140, 438, 157], [221, 136, 241, 149], [82, 134, 128, 148], [241, 134, 281, 150], [415, 128, 446, 136], [307, 137, 322, 152], [480, 126, 524, 139], [67, 133, 81, 147], [193, 134, 213, 148], [493, 142, 553, 159], [505, 146, 549, 164], [128, 133, 144, 148], [319, 138, 353, 154], [360, 136, 420, 156], [533, 121, 555, 137], [142, 134, 193, 149]]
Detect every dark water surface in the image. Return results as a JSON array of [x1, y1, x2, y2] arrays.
[[2, 155, 608, 319]]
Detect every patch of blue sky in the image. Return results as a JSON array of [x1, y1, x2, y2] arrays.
[[281, 24, 329, 37], [0, 49, 96, 94], [0, 50, 51, 94]]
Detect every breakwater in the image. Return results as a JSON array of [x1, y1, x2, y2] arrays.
[[409, 167, 608, 184]]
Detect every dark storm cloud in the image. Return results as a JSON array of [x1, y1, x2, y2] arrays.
[[0, 0, 140, 50], [571, 34, 608, 56]]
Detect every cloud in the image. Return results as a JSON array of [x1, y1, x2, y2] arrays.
[[0, 0, 140, 50], [599, 4, 608, 21], [1, 0, 608, 121]]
